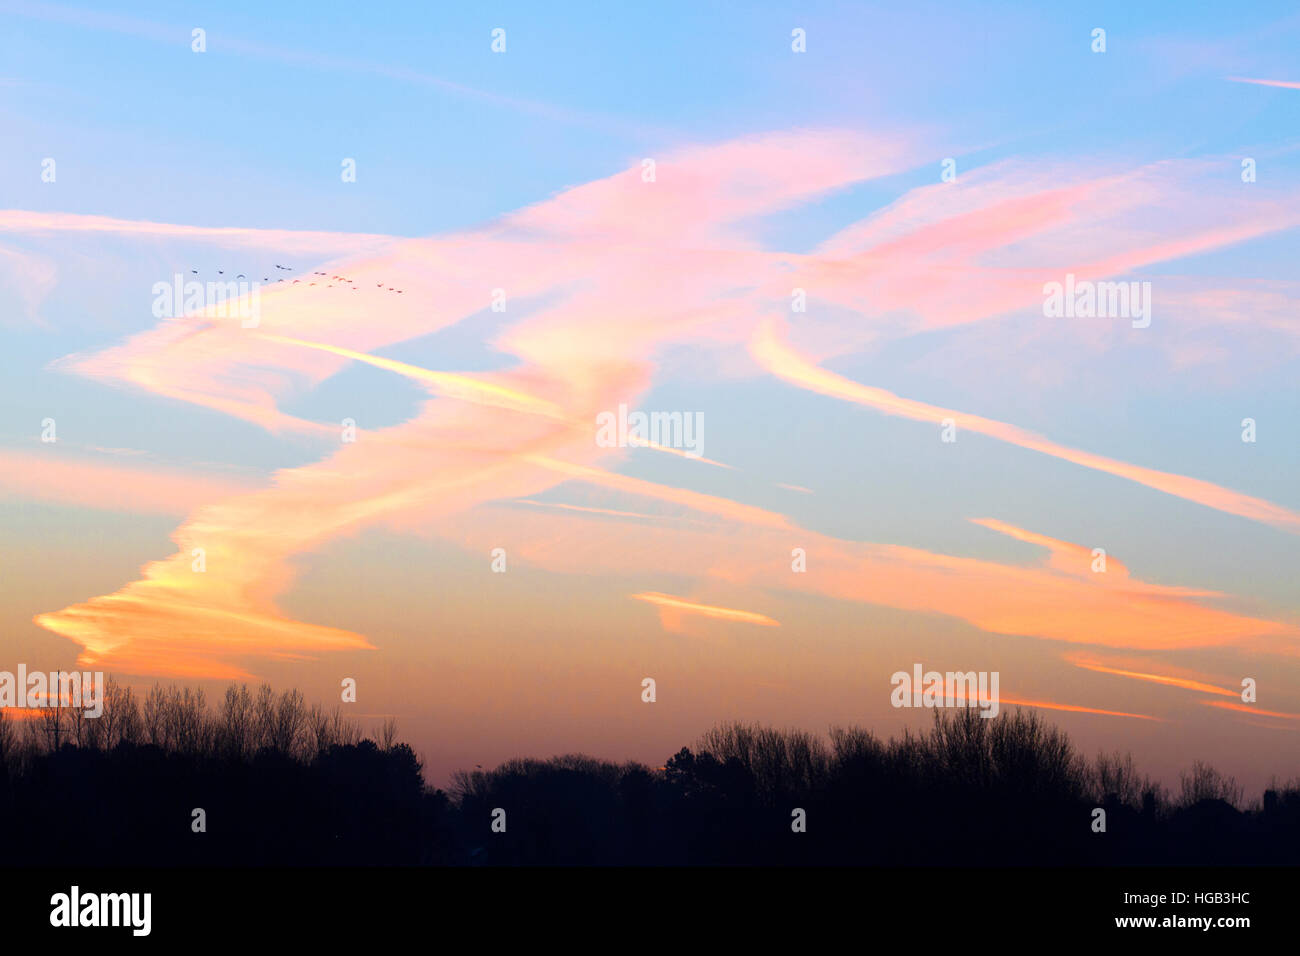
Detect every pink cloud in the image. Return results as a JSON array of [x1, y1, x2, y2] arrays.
[[18, 130, 1296, 679], [752, 317, 1300, 533]]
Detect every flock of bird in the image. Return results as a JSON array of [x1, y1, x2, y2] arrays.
[[187, 263, 404, 293]]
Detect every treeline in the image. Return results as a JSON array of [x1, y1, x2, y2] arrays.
[[0, 681, 442, 865], [1, 683, 1297, 865], [454, 711, 1294, 865], [1, 680, 381, 759]]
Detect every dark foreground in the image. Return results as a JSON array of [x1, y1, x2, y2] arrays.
[[1, 683, 1297, 867]]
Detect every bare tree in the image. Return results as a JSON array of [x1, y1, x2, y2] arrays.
[[380, 716, 399, 752], [267, 689, 306, 754], [0, 710, 17, 770], [252, 683, 276, 752], [219, 684, 254, 760], [105, 680, 142, 747], [141, 684, 167, 747], [1178, 760, 1243, 808], [37, 705, 70, 752], [164, 686, 210, 755], [696, 722, 830, 804]]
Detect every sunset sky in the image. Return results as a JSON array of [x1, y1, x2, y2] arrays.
[[2, 1, 1298, 792]]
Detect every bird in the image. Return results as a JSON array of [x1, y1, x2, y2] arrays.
[[191, 269, 198, 275], [217, 270, 224, 275], [237, 274, 246, 279]]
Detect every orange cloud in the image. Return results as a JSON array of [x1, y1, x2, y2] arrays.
[[917, 687, 1160, 721], [22, 132, 1298, 683], [630, 592, 780, 629], [1064, 654, 1237, 697], [1203, 700, 1300, 720], [451, 503, 1293, 654], [972, 518, 1131, 581], [999, 697, 1161, 721]]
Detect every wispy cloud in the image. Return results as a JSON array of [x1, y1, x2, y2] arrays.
[[1065, 654, 1238, 697], [630, 592, 781, 629], [0, 0, 667, 138], [1204, 700, 1300, 720], [20, 129, 1298, 680], [1226, 76, 1300, 89], [753, 318, 1300, 533], [0, 450, 256, 516], [999, 697, 1162, 721]]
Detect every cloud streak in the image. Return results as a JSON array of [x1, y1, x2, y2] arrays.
[[752, 318, 1300, 533], [630, 592, 781, 628], [17, 129, 1297, 681], [1226, 76, 1300, 89]]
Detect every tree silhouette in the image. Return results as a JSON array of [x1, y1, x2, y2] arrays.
[[0, 689, 1296, 865]]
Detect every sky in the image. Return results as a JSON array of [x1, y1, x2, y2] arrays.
[[1, 0, 1298, 792]]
